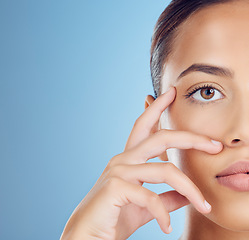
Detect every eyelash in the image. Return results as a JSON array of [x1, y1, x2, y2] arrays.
[[183, 83, 224, 104]]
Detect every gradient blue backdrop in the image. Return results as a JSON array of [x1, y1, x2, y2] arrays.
[[0, 1, 186, 239]]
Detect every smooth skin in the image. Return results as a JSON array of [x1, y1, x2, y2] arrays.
[[158, 1, 249, 239], [60, 87, 222, 240]]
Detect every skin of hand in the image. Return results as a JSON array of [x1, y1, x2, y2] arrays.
[[60, 86, 223, 240]]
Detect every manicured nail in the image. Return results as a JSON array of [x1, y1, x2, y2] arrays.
[[204, 200, 212, 211], [168, 224, 173, 233], [211, 140, 222, 146]]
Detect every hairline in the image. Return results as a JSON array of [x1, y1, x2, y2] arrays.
[[158, 1, 238, 97]]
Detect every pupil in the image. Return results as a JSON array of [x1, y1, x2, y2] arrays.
[[205, 89, 212, 95], [201, 87, 214, 99]]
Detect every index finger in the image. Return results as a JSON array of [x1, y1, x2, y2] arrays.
[[124, 86, 176, 151]]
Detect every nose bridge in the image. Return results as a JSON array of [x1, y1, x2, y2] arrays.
[[230, 91, 249, 145]]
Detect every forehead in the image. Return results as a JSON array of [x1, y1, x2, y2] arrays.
[[165, 1, 249, 81]]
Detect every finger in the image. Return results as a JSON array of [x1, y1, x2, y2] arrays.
[[106, 162, 211, 214], [126, 129, 223, 164], [159, 190, 190, 212], [104, 177, 172, 234], [139, 190, 190, 227], [124, 86, 176, 151], [112, 129, 223, 167]]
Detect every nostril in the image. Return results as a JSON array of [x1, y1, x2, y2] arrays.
[[232, 139, 240, 143]]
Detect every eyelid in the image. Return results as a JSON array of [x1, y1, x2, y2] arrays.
[[183, 83, 225, 104], [186, 81, 225, 92]]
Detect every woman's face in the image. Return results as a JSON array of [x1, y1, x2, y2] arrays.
[[160, 1, 249, 231]]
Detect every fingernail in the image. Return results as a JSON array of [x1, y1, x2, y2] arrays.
[[204, 200, 212, 211], [211, 140, 222, 146], [168, 224, 173, 233]]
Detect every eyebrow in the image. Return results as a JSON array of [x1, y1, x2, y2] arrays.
[[177, 63, 234, 81]]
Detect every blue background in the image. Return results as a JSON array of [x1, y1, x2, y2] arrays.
[[0, 1, 186, 239]]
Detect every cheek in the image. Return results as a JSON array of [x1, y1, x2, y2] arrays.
[[167, 97, 227, 138], [165, 97, 225, 192], [177, 149, 217, 195], [163, 89, 249, 230]]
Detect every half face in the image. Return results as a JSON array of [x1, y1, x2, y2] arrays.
[[160, 0, 249, 231]]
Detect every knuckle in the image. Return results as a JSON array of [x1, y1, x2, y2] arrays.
[[156, 129, 168, 136], [155, 129, 172, 142], [148, 192, 160, 205], [105, 176, 122, 191], [106, 165, 124, 178], [107, 153, 122, 168], [134, 117, 142, 128], [164, 161, 175, 171], [188, 131, 208, 143], [152, 129, 167, 142], [160, 162, 176, 181], [134, 116, 149, 131]]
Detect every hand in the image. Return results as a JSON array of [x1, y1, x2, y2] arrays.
[[60, 87, 223, 240]]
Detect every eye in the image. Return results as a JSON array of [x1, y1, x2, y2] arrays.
[[184, 84, 224, 103]]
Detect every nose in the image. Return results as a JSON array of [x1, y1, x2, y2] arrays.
[[224, 99, 249, 148]]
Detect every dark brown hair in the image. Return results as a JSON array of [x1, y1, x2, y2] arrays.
[[150, 0, 235, 98]]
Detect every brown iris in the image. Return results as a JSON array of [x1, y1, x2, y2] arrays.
[[200, 88, 215, 99]]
